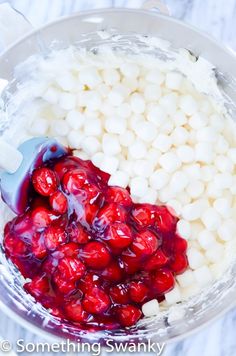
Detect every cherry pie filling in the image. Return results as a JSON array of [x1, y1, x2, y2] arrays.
[[3, 153, 188, 330]]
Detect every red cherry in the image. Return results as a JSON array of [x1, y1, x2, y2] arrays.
[[131, 230, 158, 257], [101, 261, 123, 282], [62, 169, 87, 194], [32, 232, 47, 259], [174, 236, 188, 253], [82, 288, 111, 315], [24, 275, 50, 298], [68, 223, 90, 244], [56, 242, 80, 258], [78, 273, 100, 294], [53, 272, 77, 295], [144, 249, 168, 271], [106, 222, 133, 249], [13, 213, 33, 239], [4, 233, 28, 257], [57, 256, 85, 281], [81, 241, 111, 269], [31, 207, 52, 229], [82, 203, 99, 225], [82, 183, 101, 202], [105, 187, 132, 207], [49, 191, 68, 214], [117, 305, 142, 327], [54, 157, 78, 180], [151, 269, 175, 295], [129, 281, 148, 303], [131, 204, 156, 228], [169, 254, 188, 274], [120, 251, 141, 274], [42, 256, 58, 274], [94, 203, 127, 230], [110, 284, 130, 304], [64, 300, 90, 323], [155, 206, 178, 233], [32, 167, 58, 196], [44, 225, 67, 250]]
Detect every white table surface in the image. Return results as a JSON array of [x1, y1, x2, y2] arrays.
[[0, 0, 236, 355]]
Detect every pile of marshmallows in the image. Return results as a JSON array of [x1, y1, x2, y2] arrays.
[[5, 48, 236, 311]]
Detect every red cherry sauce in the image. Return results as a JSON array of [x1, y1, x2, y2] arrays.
[[3, 154, 188, 330]]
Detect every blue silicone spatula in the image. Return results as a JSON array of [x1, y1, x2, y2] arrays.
[[0, 137, 68, 215]]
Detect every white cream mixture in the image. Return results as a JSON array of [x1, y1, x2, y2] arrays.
[[1, 38, 236, 313]]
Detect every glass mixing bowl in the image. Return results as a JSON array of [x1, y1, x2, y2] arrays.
[[0, 2, 236, 345]]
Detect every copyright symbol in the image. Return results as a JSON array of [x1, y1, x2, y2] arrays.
[[0, 340, 11, 352]]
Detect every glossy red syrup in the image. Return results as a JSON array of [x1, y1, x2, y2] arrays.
[[3, 154, 188, 330]]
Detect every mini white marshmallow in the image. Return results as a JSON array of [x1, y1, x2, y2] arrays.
[[215, 155, 234, 173], [201, 208, 221, 231], [102, 134, 121, 156], [130, 177, 148, 198], [43, 87, 59, 104], [182, 201, 204, 221], [147, 106, 167, 127], [116, 103, 132, 118], [159, 93, 178, 115], [50, 119, 69, 136], [130, 93, 146, 114], [193, 266, 213, 287], [165, 72, 183, 90], [0, 140, 23, 173], [120, 63, 140, 78], [152, 134, 172, 153], [84, 118, 102, 136], [177, 270, 195, 288], [173, 110, 187, 126], [165, 285, 182, 305], [197, 230, 216, 250], [119, 130, 135, 147], [78, 67, 101, 88], [59, 92, 76, 110], [143, 84, 162, 102], [186, 180, 204, 198], [129, 140, 147, 160], [80, 136, 101, 155], [159, 152, 181, 173], [218, 219, 236, 241], [56, 72, 76, 91], [171, 127, 189, 145], [30, 118, 49, 135], [100, 155, 119, 175], [176, 145, 195, 163], [108, 170, 129, 188], [133, 160, 154, 178], [189, 112, 207, 129], [146, 68, 165, 85], [142, 299, 160, 317], [66, 110, 85, 130], [205, 243, 223, 263], [67, 130, 83, 149], [102, 68, 120, 86], [179, 95, 198, 116], [149, 170, 170, 190], [177, 219, 191, 239], [187, 248, 205, 269], [134, 121, 157, 142], [91, 152, 104, 167], [105, 117, 127, 135], [195, 142, 214, 163], [169, 171, 189, 193], [213, 198, 232, 218]]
